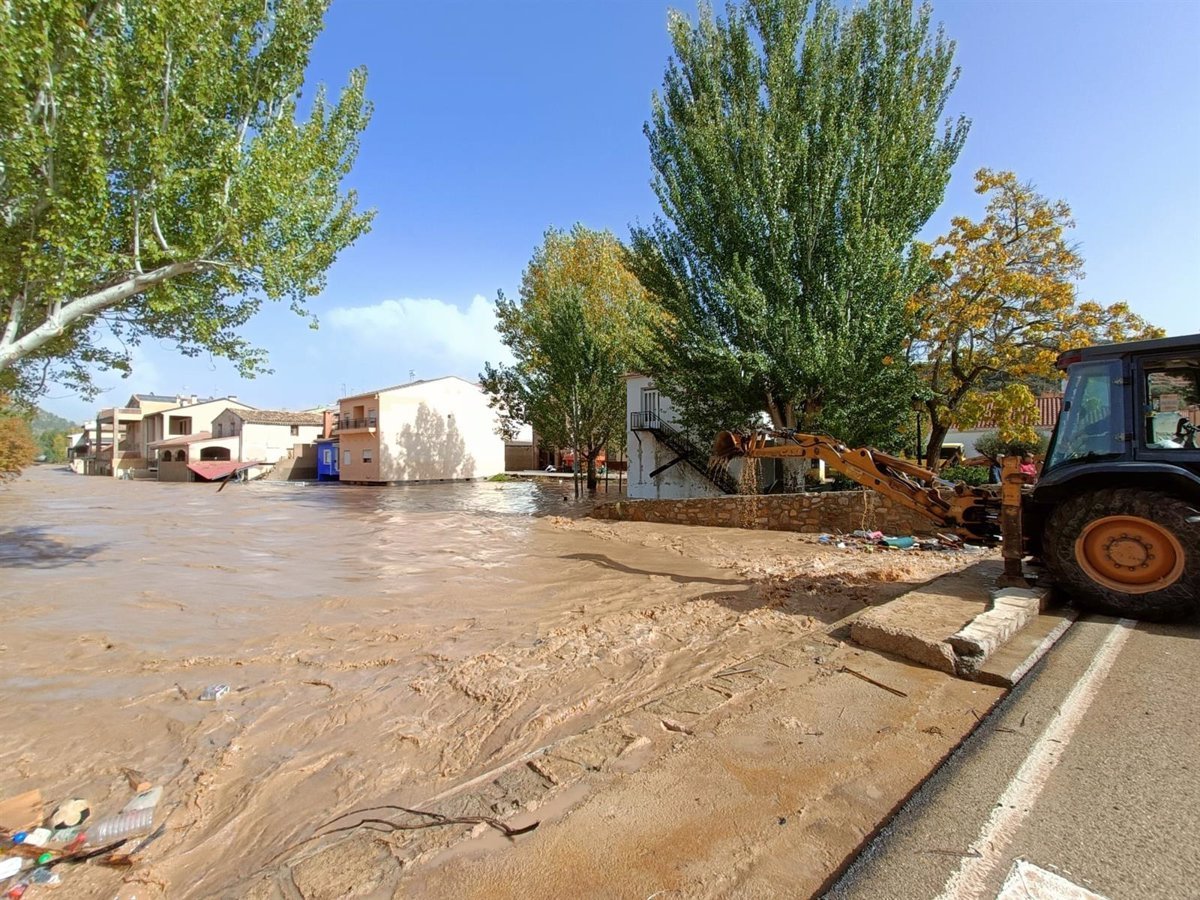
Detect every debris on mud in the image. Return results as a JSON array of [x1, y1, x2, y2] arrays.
[[0, 782, 163, 896]]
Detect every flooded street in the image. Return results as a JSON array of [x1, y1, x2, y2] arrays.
[[1, 467, 977, 898]]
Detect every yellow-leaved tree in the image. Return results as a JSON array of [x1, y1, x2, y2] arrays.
[[1, 395, 38, 480], [909, 169, 1163, 468], [481, 225, 665, 493]]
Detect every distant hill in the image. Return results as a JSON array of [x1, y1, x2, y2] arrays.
[[32, 407, 74, 437]]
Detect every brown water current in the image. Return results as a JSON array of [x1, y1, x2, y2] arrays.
[[0, 466, 977, 898]]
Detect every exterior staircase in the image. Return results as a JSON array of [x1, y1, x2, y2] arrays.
[[631, 412, 739, 494]]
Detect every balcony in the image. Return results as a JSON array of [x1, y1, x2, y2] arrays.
[[630, 411, 662, 430], [97, 407, 143, 423], [338, 417, 377, 433]]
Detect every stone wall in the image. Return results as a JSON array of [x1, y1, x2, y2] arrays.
[[590, 490, 931, 536]]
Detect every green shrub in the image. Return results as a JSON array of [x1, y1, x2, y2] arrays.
[[939, 464, 992, 486], [973, 431, 1049, 462]]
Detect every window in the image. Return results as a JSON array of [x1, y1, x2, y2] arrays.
[[322, 448, 332, 465], [1141, 360, 1199, 450], [169, 416, 192, 435], [1045, 360, 1126, 471], [367, 409, 377, 427], [363, 448, 373, 463], [343, 450, 351, 465], [290, 425, 300, 436]]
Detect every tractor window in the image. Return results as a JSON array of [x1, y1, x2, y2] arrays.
[[1045, 360, 1126, 471], [1142, 362, 1200, 450]]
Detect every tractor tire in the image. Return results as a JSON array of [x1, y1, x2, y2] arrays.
[[1043, 488, 1199, 620]]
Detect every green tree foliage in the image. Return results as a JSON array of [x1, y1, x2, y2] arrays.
[[973, 431, 1049, 464], [481, 226, 657, 493], [0, 0, 374, 402], [39, 429, 69, 463], [629, 0, 968, 446], [0, 396, 37, 478]]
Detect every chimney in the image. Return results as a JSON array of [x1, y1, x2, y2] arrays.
[[322, 410, 334, 438], [228, 395, 238, 402], [189, 394, 198, 406]]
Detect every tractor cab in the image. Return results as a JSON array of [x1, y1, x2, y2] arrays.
[[1025, 333, 1200, 617]]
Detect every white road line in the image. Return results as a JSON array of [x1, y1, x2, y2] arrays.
[[935, 618, 1136, 900]]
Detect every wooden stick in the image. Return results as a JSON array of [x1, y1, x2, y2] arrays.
[[839, 666, 908, 698]]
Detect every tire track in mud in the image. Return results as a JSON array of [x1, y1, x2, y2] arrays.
[[239, 628, 859, 899]]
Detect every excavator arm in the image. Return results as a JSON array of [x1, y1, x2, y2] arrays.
[[712, 429, 1001, 542]]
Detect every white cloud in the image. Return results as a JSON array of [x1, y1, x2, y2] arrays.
[[326, 294, 512, 379]]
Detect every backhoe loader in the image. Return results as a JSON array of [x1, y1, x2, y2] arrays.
[[713, 333, 1200, 618]]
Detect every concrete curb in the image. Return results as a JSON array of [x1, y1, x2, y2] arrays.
[[852, 570, 1074, 687], [949, 585, 1052, 676]]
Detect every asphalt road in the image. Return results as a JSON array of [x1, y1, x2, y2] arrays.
[[827, 614, 1200, 900]]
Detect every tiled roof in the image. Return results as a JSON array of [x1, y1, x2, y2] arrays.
[[148, 431, 215, 448], [230, 409, 325, 426], [187, 460, 259, 481], [962, 393, 1063, 430], [133, 393, 178, 402]]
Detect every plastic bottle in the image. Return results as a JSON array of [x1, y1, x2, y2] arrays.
[[0, 857, 28, 879], [87, 808, 154, 842]]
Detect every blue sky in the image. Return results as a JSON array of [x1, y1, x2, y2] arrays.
[[51, 0, 1200, 423]]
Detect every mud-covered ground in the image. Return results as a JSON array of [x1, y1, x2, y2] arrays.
[[0, 466, 988, 898]]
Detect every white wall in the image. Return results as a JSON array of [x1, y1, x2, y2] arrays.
[[359, 377, 503, 482], [240, 422, 322, 464], [943, 428, 986, 458]]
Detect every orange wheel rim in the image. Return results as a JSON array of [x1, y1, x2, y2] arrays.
[[1074, 515, 1185, 594]]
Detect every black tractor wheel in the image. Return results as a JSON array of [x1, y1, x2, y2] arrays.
[[1042, 488, 1199, 619]]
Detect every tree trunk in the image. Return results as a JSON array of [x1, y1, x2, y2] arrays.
[[586, 452, 597, 492], [923, 413, 951, 473]]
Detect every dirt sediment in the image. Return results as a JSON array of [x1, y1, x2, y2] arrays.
[[0, 467, 993, 897]]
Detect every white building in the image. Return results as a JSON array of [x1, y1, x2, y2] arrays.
[[210, 409, 325, 464], [336, 376, 504, 484], [625, 374, 731, 500]]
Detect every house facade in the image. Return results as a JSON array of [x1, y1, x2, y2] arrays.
[[316, 435, 340, 481], [625, 374, 731, 500], [209, 409, 325, 465], [91, 393, 180, 476], [142, 396, 254, 453], [143, 397, 253, 481], [336, 376, 503, 484]]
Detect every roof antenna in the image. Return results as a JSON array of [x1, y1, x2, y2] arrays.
[[408, 369, 416, 381]]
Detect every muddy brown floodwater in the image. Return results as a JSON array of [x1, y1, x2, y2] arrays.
[[0, 466, 980, 898]]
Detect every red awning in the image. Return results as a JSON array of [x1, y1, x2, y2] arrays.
[[187, 461, 243, 481]]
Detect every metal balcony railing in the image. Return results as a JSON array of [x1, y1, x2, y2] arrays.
[[339, 417, 377, 429], [630, 410, 661, 430]]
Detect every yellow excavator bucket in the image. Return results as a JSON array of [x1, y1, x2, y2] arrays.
[[712, 430, 748, 461]]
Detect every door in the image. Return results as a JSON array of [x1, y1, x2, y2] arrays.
[[641, 388, 660, 429]]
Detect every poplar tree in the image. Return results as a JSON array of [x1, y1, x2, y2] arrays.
[[0, 0, 373, 401], [630, 0, 968, 447]]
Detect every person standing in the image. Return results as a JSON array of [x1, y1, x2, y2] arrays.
[[1019, 452, 1039, 482]]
